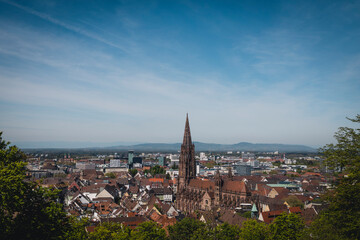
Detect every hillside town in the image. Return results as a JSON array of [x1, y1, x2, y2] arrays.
[[24, 116, 328, 233]]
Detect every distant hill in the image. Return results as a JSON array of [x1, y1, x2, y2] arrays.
[[20, 141, 317, 153], [107, 141, 317, 153]]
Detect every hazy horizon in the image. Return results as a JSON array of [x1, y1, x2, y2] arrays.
[[13, 139, 320, 150], [1, 0, 359, 147]]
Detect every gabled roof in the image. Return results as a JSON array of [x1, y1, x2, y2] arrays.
[[251, 203, 258, 212], [259, 210, 286, 224], [222, 180, 248, 193], [68, 181, 81, 191], [254, 183, 272, 196], [82, 169, 97, 176], [105, 185, 119, 198], [189, 179, 215, 191], [218, 209, 248, 227], [129, 185, 139, 194], [289, 206, 302, 214], [139, 178, 151, 187], [150, 187, 173, 195], [81, 183, 107, 193], [146, 195, 163, 211], [121, 197, 138, 211], [203, 191, 214, 199], [258, 195, 287, 211], [96, 188, 114, 200]]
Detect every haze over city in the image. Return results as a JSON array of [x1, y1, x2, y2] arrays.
[[0, 0, 359, 148]]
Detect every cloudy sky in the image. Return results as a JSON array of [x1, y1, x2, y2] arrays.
[[0, 0, 359, 148]]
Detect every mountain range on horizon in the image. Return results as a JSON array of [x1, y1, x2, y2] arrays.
[[108, 141, 317, 152], [18, 141, 317, 153]]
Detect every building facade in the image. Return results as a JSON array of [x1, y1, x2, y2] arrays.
[[234, 164, 252, 176], [176, 114, 252, 214]]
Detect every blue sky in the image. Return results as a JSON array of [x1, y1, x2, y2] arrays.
[[0, 0, 359, 148]]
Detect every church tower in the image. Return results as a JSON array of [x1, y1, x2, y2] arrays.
[[177, 114, 196, 192], [214, 170, 223, 206]]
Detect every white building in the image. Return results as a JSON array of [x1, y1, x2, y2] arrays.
[[110, 159, 121, 168], [200, 152, 207, 160]]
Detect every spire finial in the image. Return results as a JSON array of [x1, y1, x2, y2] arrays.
[[183, 113, 192, 146]]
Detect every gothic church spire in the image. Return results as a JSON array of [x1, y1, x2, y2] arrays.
[[182, 113, 192, 146], [178, 114, 196, 191]]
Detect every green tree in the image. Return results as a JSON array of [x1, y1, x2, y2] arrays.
[[150, 165, 166, 176], [168, 217, 206, 240], [269, 213, 305, 240], [239, 219, 269, 240], [190, 224, 214, 240], [88, 222, 131, 240], [204, 161, 215, 169], [64, 217, 89, 240], [237, 211, 252, 218], [321, 115, 360, 173], [154, 203, 163, 214], [105, 172, 116, 179], [283, 196, 304, 209], [129, 168, 138, 177], [0, 132, 72, 239], [131, 221, 166, 240], [214, 222, 241, 240], [309, 115, 360, 239]]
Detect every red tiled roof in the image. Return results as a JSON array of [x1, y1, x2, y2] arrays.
[[100, 216, 146, 229], [289, 206, 302, 214], [149, 178, 164, 183], [261, 210, 286, 224], [222, 180, 248, 193], [189, 179, 215, 190]]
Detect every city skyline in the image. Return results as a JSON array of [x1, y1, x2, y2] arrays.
[[1, 0, 360, 148]]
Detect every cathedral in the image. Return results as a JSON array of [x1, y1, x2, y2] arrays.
[[176, 114, 252, 213]]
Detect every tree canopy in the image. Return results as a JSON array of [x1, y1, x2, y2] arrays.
[[238, 220, 269, 240], [269, 212, 305, 240], [283, 196, 304, 209], [321, 114, 360, 173], [88, 222, 131, 240], [0, 132, 72, 239], [129, 168, 138, 177], [168, 217, 206, 240], [131, 221, 166, 240], [310, 115, 360, 239]]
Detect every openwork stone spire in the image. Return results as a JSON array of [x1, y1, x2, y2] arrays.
[[178, 114, 196, 192], [182, 113, 192, 147]]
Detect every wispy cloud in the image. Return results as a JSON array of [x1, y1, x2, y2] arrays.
[[1, 0, 130, 53]]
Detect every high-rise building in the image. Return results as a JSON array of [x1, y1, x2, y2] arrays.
[[128, 150, 134, 168], [158, 156, 165, 166]]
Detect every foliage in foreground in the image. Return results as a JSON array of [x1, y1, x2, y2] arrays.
[[309, 115, 360, 239], [0, 132, 72, 239]]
